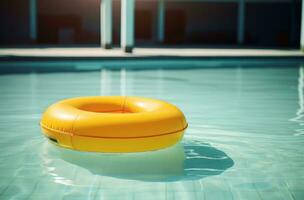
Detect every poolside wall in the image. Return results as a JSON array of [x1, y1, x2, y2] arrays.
[[0, 0, 301, 48]]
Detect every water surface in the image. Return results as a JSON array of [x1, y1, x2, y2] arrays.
[[0, 65, 303, 200]]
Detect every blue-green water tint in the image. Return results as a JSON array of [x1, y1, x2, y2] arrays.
[[0, 65, 303, 200]]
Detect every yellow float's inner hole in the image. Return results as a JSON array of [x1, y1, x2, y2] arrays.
[[78, 103, 135, 113]]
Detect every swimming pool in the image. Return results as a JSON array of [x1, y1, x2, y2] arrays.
[[0, 63, 303, 200]]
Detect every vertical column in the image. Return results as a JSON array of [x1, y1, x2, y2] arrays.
[[101, 0, 112, 49], [237, 0, 245, 45], [301, 0, 304, 50], [29, 0, 37, 41], [121, 0, 135, 53], [157, 0, 165, 43]]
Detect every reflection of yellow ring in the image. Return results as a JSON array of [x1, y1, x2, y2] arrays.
[[40, 96, 187, 152]]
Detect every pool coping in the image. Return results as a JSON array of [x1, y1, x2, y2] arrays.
[[1, 47, 304, 71], [1, 55, 304, 61], [1, 47, 304, 60]]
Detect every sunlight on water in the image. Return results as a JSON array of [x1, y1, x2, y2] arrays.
[[0, 65, 303, 200]]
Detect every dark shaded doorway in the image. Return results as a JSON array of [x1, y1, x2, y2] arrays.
[[135, 10, 153, 41], [165, 9, 186, 44], [245, 2, 300, 47], [38, 15, 81, 44], [37, 0, 100, 45], [113, 0, 121, 45]]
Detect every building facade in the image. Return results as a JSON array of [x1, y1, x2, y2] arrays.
[[0, 0, 302, 52]]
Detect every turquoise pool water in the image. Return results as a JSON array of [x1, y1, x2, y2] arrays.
[[0, 65, 303, 200]]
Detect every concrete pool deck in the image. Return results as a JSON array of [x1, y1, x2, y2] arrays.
[[0, 47, 304, 60], [1, 47, 304, 72]]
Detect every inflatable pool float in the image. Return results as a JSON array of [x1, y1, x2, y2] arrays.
[[40, 96, 187, 152]]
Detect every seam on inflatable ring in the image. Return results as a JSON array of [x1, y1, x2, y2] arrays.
[[122, 96, 127, 113], [40, 123, 188, 139], [71, 113, 79, 134], [40, 123, 74, 136], [179, 115, 185, 131], [71, 113, 79, 148], [72, 124, 188, 139]]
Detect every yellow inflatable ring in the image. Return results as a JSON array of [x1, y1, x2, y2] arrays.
[[40, 96, 188, 152]]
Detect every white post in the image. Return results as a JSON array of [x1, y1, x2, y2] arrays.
[[301, 0, 304, 50], [101, 0, 112, 49], [237, 0, 245, 44], [121, 0, 135, 53], [29, 0, 37, 41], [158, 0, 165, 43]]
